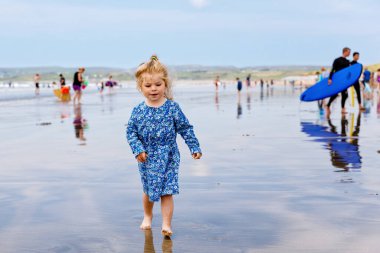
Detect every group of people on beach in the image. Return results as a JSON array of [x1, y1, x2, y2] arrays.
[[25, 50, 379, 242], [33, 68, 85, 104], [320, 47, 379, 117], [214, 75, 275, 97], [213, 47, 379, 119], [32, 68, 121, 104]]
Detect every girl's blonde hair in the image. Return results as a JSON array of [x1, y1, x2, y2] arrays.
[[135, 55, 173, 100]]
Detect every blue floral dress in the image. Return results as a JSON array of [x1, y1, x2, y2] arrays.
[[126, 100, 201, 202]]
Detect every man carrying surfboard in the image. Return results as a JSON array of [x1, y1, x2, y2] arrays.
[[326, 47, 351, 116]]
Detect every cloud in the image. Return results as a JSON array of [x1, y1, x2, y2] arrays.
[[190, 0, 208, 8]]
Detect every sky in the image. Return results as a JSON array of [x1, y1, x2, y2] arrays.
[[1, 0, 379, 68]]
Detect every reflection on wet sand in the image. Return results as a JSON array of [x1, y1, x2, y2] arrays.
[[73, 104, 88, 144], [2, 85, 380, 252], [327, 114, 361, 171], [59, 104, 70, 123], [246, 92, 251, 111], [215, 90, 219, 111], [301, 113, 362, 172], [144, 230, 173, 253], [237, 97, 242, 119]]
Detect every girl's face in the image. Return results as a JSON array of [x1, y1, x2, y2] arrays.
[[141, 73, 166, 103]]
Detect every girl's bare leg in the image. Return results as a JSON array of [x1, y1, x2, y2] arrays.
[[141, 193, 154, 230], [161, 195, 173, 236]]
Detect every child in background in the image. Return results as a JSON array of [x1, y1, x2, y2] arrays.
[[34, 73, 40, 95], [126, 55, 202, 237], [236, 77, 242, 94]]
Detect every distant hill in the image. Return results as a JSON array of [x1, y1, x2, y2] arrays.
[[0, 67, 133, 82], [368, 64, 380, 72]]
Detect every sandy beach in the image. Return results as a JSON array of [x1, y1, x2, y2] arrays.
[[0, 84, 380, 252]]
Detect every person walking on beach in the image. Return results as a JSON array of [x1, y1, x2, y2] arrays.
[[326, 47, 351, 117], [236, 77, 243, 101], [321, 67, 329, 79], [315, 71, 324, 112], [320, 67, 330, 108], [350, 52, 365, 111], [34, 73, 40, 95], [73, 68, 85, 104], [246, 74, 251, 88], [59, 74, 66, 88], [236, 77, 242, 95], [99, 81, 105, 93], [126, 55, 202, 238], [214, 75, 220, 91], [106, 75, 115, 93], [363, 67, 371, 85]]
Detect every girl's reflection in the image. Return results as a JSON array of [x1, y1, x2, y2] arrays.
[[144, 230, 173, 253]]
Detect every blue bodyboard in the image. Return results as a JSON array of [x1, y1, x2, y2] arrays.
[[300, 64, 362, 102]]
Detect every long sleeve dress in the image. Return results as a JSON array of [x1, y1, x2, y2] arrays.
[[126, 100, 201, 202]]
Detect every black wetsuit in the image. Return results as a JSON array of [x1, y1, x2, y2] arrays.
[[327, 57, 350, 108], [73, 72, 82, 91], [351, 60, 361, 105]]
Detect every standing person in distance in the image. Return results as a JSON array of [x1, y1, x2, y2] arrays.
[[236, 77, 243, 96], [34, 73, 40, 95], [73, 67, 85, 104], [59, 74, 66, 88]]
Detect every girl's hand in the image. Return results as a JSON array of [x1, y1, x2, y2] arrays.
[[136, 152, 148, 163], [192, 152, 202, 159]]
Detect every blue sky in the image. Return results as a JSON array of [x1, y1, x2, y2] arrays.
[[1, 0, 379, 68]]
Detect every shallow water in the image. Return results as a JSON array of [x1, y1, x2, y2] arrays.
[[0, 84, 379, 253]]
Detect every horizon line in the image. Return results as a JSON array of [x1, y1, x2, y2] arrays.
[[0, 62, 378, 70]]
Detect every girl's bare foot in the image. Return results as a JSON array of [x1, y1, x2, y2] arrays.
[[161, 226, 173, 237], [140, 216, 153, 230]]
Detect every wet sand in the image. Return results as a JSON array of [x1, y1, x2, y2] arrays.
[[0, 84, 380, 252]]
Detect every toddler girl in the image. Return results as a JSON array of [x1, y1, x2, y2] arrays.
[[126, 55, 202, 237]]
